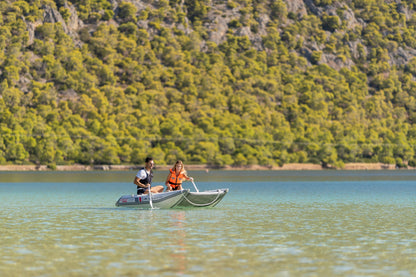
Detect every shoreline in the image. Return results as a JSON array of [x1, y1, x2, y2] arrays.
[[0, 163, 409, 171]]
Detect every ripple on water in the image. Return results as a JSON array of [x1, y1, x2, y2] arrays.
[[1, 178, 416, 276]]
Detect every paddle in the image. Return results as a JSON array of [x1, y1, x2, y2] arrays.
[[148, 185, 153, 209], [191, 180, 199, 192]]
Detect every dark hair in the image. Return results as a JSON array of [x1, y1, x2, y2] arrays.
[[145, 157, 153, 163]]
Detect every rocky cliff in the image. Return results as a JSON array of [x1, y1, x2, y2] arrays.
[[25, 0, 416, 72]]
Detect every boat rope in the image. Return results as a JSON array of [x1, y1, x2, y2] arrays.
[[181, 190, 223, 207]]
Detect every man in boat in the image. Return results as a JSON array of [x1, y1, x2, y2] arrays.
[[134, 157, 164, 195], [165, 160, 193, 191]]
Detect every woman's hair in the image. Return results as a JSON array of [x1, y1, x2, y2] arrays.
[[172, 160, 186, 175]]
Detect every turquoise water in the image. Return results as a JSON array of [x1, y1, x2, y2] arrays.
[[0, 170, 416, 276]]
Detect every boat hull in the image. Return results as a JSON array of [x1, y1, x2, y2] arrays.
[[115, 188, 229, 209], [172, 189, 229, 208], [115, 190, 188, 209]]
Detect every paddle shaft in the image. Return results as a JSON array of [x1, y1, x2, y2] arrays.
[[148, 185, 153, 209], [191, 180, 199, 192]]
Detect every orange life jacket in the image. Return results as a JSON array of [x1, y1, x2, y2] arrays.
[[168, 169, 186, 189]]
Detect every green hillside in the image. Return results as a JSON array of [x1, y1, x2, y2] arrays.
[[1, 0, 416, 168]]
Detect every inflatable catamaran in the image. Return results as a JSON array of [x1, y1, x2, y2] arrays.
[[115, 182, 228, 209]]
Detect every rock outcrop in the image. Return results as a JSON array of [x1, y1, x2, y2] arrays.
[[21, 0, 416, 72]]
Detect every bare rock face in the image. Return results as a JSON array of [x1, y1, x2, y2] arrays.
[[397, 2, 412, 20], [60, 89, 79, 102], [64, 3, 84, 34], [390, 47, 416, 66], [341, 5, 364, 29], [303, 0, 320, 16], [23, 0, 416, 73], [26, 3, 83, 46], [205, 15, 229, 46], [204, 3, 241, 46], [26, 21, 42, 45], [284, 0, 307, 18], [42, 5, 67, 29], [42, 4, 83, 39]]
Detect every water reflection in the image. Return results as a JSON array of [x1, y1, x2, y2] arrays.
[[168, 211, 187, 274]]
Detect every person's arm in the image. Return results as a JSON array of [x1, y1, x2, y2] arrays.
[[180, 173, 192, 190], [184, 173, 193, 181], [134, 176, 149, 188], [165, 173, 172, 191], [134, 170, 150, 188]]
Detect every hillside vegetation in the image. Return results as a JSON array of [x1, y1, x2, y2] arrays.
[[2, 0, 416, 168]]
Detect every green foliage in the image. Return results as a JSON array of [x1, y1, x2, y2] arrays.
[[59, 7, 71, 22], [117, 2, 137, 23], [322, 13, 340, 32], [311, 51, 322, 64], [0, 0, 416, 168]]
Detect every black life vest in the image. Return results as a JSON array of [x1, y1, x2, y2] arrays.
[[137, 167, 153, 195], [140, 167, 153, 185]]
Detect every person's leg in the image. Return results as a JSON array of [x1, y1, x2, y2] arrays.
[[151, 185, 164, 193]]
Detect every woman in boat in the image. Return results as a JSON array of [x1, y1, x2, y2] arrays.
[[134, 157, 164, 195], [165, 160, 193, 191]]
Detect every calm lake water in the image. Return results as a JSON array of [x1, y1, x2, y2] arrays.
[[1, 170, 416, 276]]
